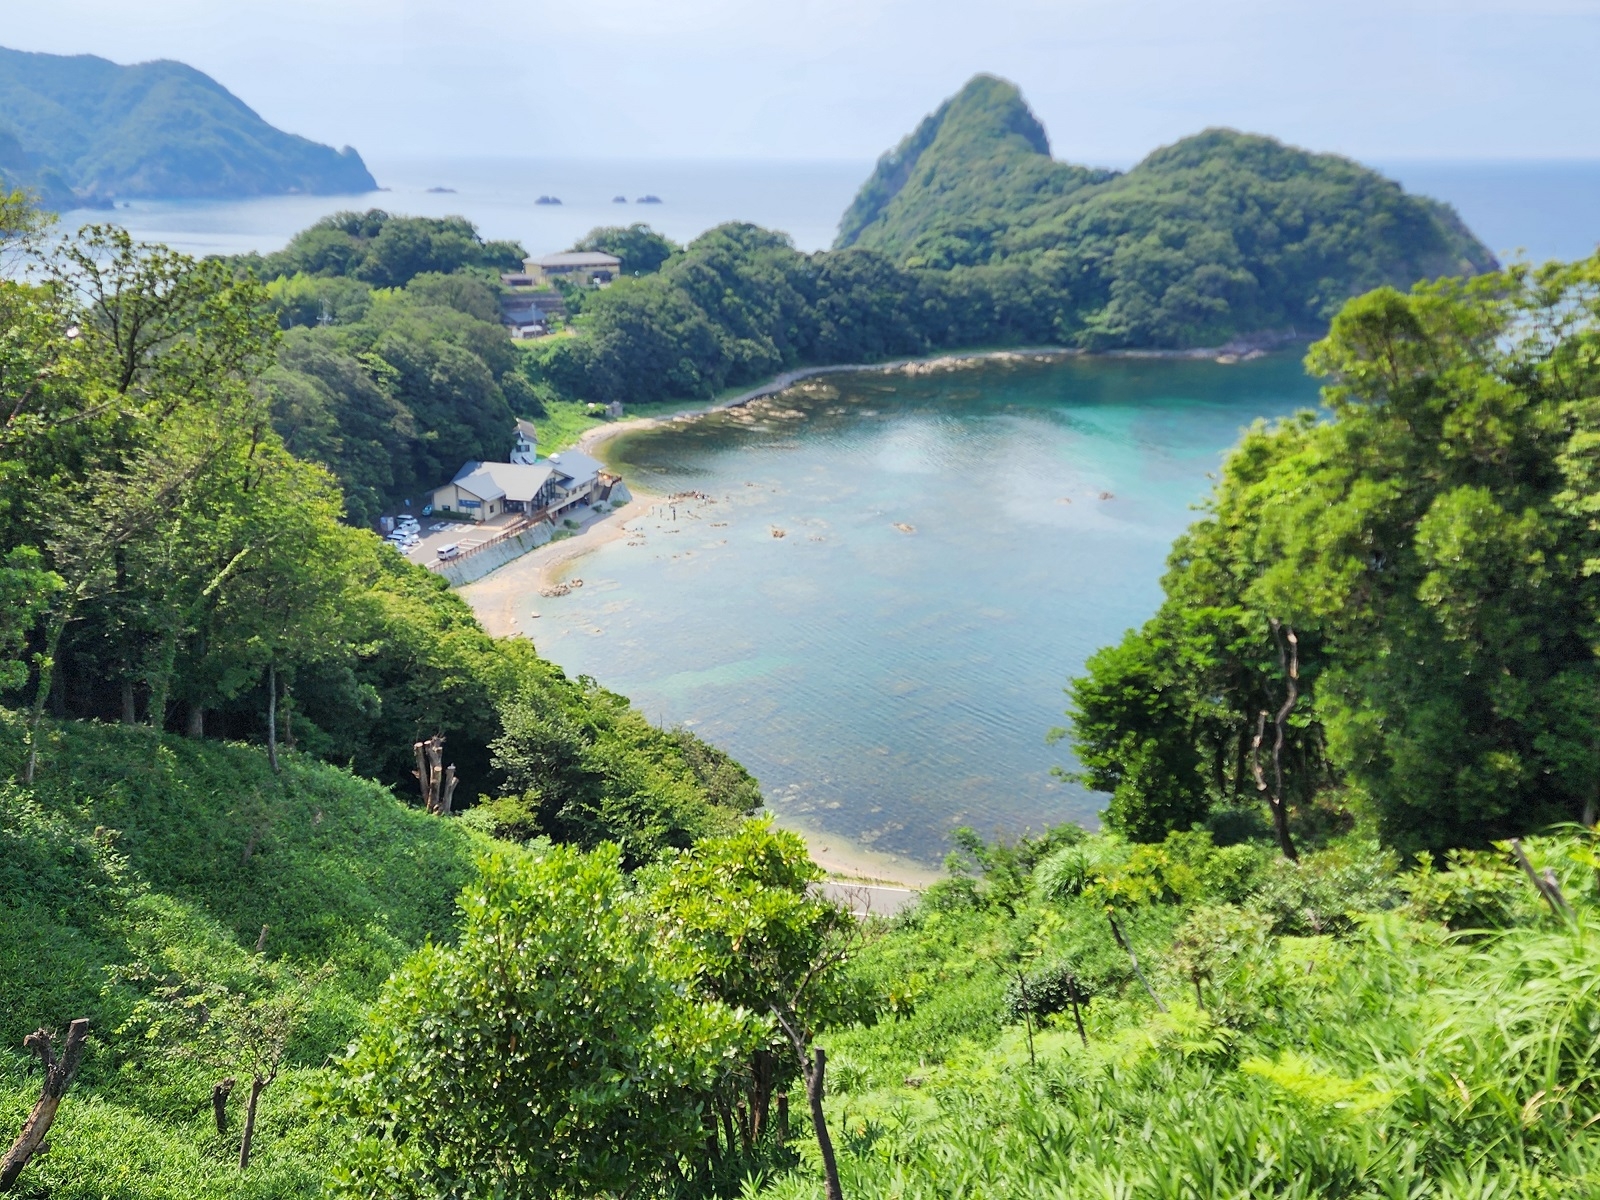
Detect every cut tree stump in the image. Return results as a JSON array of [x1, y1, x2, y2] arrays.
[[0, 1019, 90, 1192]]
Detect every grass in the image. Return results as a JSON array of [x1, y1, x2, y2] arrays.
[[0, 709, 490, 1197], [753, 832, 1600, 1200]]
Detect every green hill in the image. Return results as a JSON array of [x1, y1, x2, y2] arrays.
[[0, 711, 486, 1195], [0, 46, 375, 207], [837, 75, 1497, 347]]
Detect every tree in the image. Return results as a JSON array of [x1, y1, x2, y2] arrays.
[[574, 224, 679, 275], [0, 1019, 90, 1192], [114, 955, 330, 1170], [1065, 254, 1600, 853], [649, 821, 873, 1195], [330, 846, 754, 1199]]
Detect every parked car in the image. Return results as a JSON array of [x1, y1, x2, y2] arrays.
[[437, 543, 461, 560]]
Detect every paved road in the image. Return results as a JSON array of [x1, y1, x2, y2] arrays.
[[817, 881, 920, 919]]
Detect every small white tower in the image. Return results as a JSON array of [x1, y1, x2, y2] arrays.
[[510, 419, 539, 465]]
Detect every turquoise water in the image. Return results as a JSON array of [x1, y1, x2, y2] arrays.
[[521, 354, 1323, 865]]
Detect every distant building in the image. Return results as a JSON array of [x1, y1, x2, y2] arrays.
[[511, 419, 538, 465], [429, 431, 609, 523], [499, 288, 566, 339], [431, 461, 554, 520], [522, 251, 621, 287]]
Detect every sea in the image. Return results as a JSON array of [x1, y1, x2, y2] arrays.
[[67, 157, 1600, 867], [527, 355, 1320, 866], [60, 156, 1600, 265]]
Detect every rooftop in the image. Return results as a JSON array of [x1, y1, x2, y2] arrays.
[[548, 449, 603, 488], [449, 460, 554, 504], [527, 251, 621, 268]]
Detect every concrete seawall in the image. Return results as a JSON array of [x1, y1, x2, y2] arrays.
[[437, 522, 555, 587]]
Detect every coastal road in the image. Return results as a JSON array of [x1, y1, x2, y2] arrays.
[[817, 881, 920, 919]]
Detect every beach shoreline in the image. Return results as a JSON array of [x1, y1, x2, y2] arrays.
[[491, 334, 1306, 591]]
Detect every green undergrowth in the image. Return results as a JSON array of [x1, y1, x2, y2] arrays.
[[762, 828, 1600, 1200], [0, 709, 490, 1197]]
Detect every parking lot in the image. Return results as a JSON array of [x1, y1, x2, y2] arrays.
[[381, 513, 525, 568]]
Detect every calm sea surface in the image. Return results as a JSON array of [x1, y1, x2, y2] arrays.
[[522, 355, 1322, 864], [61, 157, 1600, 265]]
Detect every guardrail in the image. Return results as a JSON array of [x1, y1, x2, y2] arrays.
[[428, 514, 546, 571]]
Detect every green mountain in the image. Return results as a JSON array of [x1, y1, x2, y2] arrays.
[[0, 46, 376, 207], [837, 74, 1496, 346]]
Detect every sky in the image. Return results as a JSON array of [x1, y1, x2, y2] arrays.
[[4, 0, 1600, 166]]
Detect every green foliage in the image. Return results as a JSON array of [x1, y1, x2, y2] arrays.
[[330, 845, 755, 1199], [240, 220, 535, 520], [488, 682, 760, 864], [574, 223, 681, 275], [1066, 253, 1600, 852], [250, 210, 523, 290], [0, 46, 375, 206], [771, 830, 1600, 1200], [0, 712, 487, 1196], [838, 74, 1495, 349]]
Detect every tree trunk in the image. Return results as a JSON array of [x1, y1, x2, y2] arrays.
[[1109, 915, 1167, 1013], [121, 679, 137, 725], [1066, 974, 1088, 1047], [1250, 620, 1301, 862], [776, 1092, 789, 1146], [1015, 969, 1035, 1068], [717, 1098, 736, 1160], [0, 1019, 91, 1192], [735, 1099, 752, 1155], [805, 1048, 844, 1200], [238, 1075, 265, 1169], [23, 613, 68, 786], [186, 704, 205, 739], [266, 663, 278, 772], [146, 625, 179, 735], [749, 1048, 773, 1143], [212, 1078, 235, 1134]]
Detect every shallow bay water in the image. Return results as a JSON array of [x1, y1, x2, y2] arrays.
[[522, 355, 1323, 865]]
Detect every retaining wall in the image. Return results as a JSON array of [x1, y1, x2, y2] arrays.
[[437, 521, 555, 587]]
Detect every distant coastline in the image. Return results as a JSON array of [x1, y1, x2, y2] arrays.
[[568, 328, 1311, 466]]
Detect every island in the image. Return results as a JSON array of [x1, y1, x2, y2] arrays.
[[0, 44, 376, 207]]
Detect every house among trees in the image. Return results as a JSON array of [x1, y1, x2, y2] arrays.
[[498, 289, 566, 339], [521, 251, 621, 287], [429, 424, 613, 522], [511, 419, 538, 464]]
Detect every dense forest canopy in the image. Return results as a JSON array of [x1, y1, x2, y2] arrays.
[[837, 74, 1496, 348], [0, 45, 375, 207], [0, 191, 754, 858], [1067, 252, 1600, 854], [221, 212, 537, 523]]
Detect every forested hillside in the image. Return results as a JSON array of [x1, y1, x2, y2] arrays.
[[229, 211, 536, 524], [838, 74, 1496, 347], [0, 45, 375, 207], [1066, 252, 1600, 856]]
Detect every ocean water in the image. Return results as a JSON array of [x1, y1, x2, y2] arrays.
[[58, 157, 870, 258], [1379, 160, 1600, 266], [520, 354, 1323, 865], [57, 157, 1600, 267]]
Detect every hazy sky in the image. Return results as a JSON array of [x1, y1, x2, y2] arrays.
[[6, 0, 1599, 165]]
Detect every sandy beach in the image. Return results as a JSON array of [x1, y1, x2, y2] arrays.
[[459, 343, 1217, 886]]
